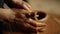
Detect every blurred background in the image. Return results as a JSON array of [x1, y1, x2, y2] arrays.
[[26, 0, 60, 16]]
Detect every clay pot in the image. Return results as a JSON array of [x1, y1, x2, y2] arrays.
[[31, 10, 48, 33], [34, 10, 48, 23], [34, 10, 48, 34]]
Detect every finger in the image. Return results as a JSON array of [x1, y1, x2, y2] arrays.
[[12, 0, 23, 5], [22, 2, 32, 12], [37, 27, 46, 32], [23, 1, 32, 9], [36, 23, 46, 27], [28, 18, 46, 27], [23, 23, 37, 32]]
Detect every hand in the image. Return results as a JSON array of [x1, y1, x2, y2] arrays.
[[4, 0, 23, 8], [5, 0, 32, 10], [0, 0, 47, 33], [0, 8, 46, 33], [12, 9, 47, 32]]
